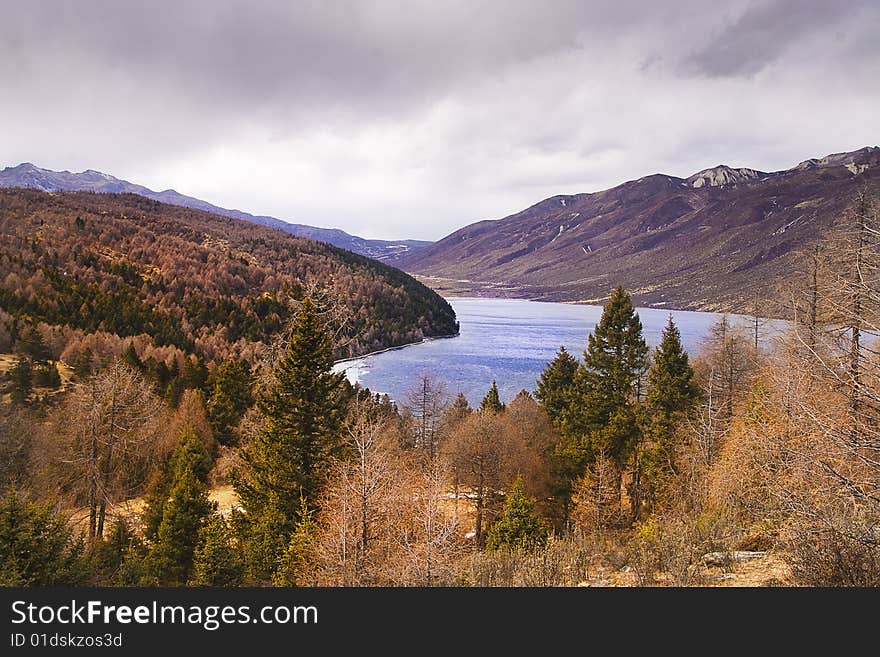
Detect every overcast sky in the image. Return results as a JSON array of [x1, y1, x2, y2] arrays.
[[1, 1, 878, 240]]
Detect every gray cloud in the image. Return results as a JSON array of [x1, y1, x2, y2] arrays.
[[0, 1, 877, 239], [684, 0, 879, 78]]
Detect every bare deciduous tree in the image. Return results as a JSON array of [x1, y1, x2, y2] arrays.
[[404, 373, 448, 461], [697, 316, 755, 424], [388, 459, 462, 586], [58, 359, 164, 539], [500, 391, 556, 518], [318, 399, 399, 585], [442, 410, 507, 546], [570, 450, 621, 540]]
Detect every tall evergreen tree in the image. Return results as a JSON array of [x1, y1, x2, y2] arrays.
[[7, 357, 33, 405], [72, 348, 94, 379], [0, 493, 86, 585], [646, 315, 701, 427], [206, 359, 254, 445], [480, 380, 505, 414], [33, 362, 61, 389], [145, 430, 214, 585], [272, 497, 320, 586], [17, 325, 50, 364], [563, 285, 648, 470], [445, 392, 472, 425], [179, 355, 209, 392], [234, 297, 347, 581], [122, 342, 143, 371], [142, 428, 213, 541], [536, 346, 578, 428], [634, 317, 702, 518], [86, 519, 138, 585]]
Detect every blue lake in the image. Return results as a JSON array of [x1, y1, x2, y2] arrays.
[[334, 297, 754, 406]]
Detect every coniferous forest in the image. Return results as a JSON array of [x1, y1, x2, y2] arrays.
[[2, 190, 879, 587]]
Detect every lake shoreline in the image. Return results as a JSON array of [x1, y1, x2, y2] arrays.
[[412, 278, 782, 319], [333, 332, 460, 366]]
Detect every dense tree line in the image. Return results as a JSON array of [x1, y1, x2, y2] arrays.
[[0, 188, 458, 365]]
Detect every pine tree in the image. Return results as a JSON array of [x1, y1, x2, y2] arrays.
[[152, 359, 171, 392], [630, 316, 702, 519], [272, 497, 320, 586], [485, 476, 548, 552], [122, 342, 142, 371], [72, 348, 93, 379], [86, 519, 138, 585], [445, 392, 472, 427], [238, 497, 289, 581], [17, 325, 50, 364], [180, 355, 209, 392], [0, 493, 86, 585], [145, 431, 214, 585], [206, 359, 253, 445], [480, 380, 505, 414], [33, 362, 61, 389], [142, 428, 213, 541], [536, 346, 578, 428], [646, 315, 701, 430], [7, 357, 33, 405], [564, 285, 648, 469], [234, 297, 347, 581], [189, 515, 244, 587]]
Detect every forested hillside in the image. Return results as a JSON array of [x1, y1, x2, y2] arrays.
[[0, 189, 457, 364]]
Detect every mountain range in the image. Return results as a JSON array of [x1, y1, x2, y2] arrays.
[[5, 147, 878, 317], [0, 163, 430, 263], [400, 146, 880, 314]]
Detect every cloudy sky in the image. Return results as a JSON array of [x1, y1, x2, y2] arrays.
[[1, 1, 878, 240]]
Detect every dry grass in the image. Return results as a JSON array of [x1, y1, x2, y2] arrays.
[[0, 353, 17, 374], [0, 353, 77, 402], [65, 485, 242, 538], [708, 553, 793, 587], [584, 550, 793, 587], [210, 485, 241, 516]]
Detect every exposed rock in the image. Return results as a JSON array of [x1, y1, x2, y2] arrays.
[[686, 165, 763, 188], [702, 551, 767, 568]]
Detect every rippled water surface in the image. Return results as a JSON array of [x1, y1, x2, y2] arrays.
[[334, 297, 753, 406]]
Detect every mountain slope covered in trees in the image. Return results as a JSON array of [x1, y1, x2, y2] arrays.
[[0, 189, 457, 362], [401, 146, 880, 314], [0, 163, 432, 263]]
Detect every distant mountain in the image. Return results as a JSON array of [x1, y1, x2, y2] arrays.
[[0, 163, 430, 262], [400, 146, 880, 315]]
